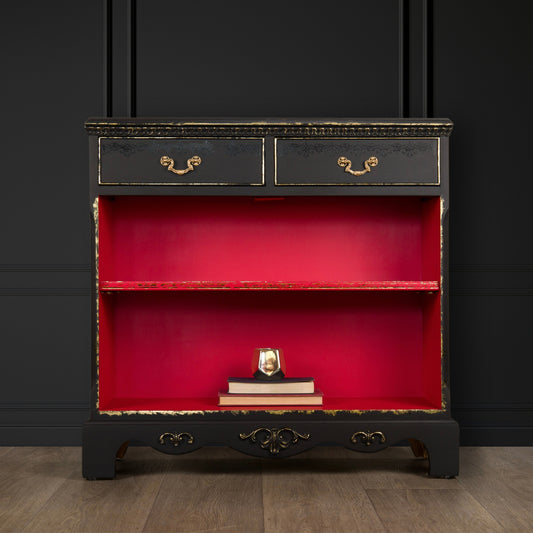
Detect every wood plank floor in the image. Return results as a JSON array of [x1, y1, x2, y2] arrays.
[[0, 446, 532, 533]]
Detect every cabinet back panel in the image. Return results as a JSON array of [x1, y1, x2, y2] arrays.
[[98, 291, 441, 410], [98, 196, 440, 282]]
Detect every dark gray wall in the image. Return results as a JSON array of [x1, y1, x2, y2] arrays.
[[434, 2, 533, 444], [1, 0, 531, 445]]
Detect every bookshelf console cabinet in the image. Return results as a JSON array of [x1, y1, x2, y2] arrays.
[[83, 118, 458, 479]]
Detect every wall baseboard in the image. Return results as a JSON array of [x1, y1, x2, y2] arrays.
[[459, 427, 533, 446], [0, 427, 83, 446], [1, 403, 531, 445], [0, 404, 88, 445]]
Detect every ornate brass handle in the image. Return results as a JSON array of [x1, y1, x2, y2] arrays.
[[159, 432, 194, 447], [337, 156, 378, 176], [160, 155, 202, 175], [350, 430, 386, 446], [240, 427, 310, 454]]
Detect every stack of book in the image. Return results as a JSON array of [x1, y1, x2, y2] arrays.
[[218, 377, 323, 406]]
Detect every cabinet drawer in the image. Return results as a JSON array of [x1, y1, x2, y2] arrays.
[[275, 138, 439, 186], [99, 137, 264, 185]]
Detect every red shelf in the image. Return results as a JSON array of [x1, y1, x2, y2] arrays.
[[99, 280, 440, 291], [99, 396, 442, 413], [98, 196, 441, 283]]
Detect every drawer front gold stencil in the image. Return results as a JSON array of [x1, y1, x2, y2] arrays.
[[99, 137, 264, 186], [275, 138, 439, 186]]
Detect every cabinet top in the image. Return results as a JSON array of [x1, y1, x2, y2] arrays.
[[85, 117, 453, 138]]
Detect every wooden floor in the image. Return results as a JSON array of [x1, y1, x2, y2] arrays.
[[0, 446, 532, 532]]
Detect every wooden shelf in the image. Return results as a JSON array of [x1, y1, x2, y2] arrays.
[[99, 280, 440, 291]]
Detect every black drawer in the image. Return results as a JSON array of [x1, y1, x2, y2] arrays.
[[99, 137, 264, 185], [275, 138, 439, 186]]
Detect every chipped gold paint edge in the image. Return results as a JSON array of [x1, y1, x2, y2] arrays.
[[101, 281, 440, 291], [440, 197, 447, 411], [87, 120, 454, 127], [93, 197, 100, 412], [98, 407, 443, 416]]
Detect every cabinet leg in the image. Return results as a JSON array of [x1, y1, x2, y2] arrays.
[[82, 424, 125, 480], [82, 445, 117, 480], [423, 422, 460, 478]]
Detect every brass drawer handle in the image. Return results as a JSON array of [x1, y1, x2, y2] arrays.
[[160, 155, 202, 175], [338, 156, 378, 176]]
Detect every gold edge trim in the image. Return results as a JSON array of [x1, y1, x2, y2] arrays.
[[102, 287, 438, 293], [440, 197, 446, 410], [97, 407, 444, 416], [97, 137, 102, 184], [274, 137, 441, 186], [98, 182, 265, 186], [93, 197, 100, 412], [262, 137, 265, 185], [87, 121, 453, 127], [98, 136, 265, 186], [102, 281, 440, 291], [274, 137, 278, 185], [102, 286, 439, 293], [275, 183, 439, 187], [99, 136, 266, 139], [438, 137, 441, 185]]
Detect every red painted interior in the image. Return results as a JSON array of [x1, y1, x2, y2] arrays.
[[98, 291, 442, 411], [97, 196, 442, 412], [423, 292, 443, 406], [421, 197, 441, 280], [99, 196, 440, 283]]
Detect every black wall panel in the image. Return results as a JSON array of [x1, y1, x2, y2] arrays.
[[1, 2, 102, 264], [433, 1, 533, 444], [0, 0, 531, 445], [434, 1, 533, 265], [136, 1, 400, 117], [0, 1, 102, 444]]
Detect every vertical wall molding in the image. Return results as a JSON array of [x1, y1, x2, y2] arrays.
[[105, 0, 136, 117], [398, 0, 405, 117], [402, 0, 432, 118], [422, 0, 433, 117], [127, 0, 137, 117], [104, 0, 112, 116]]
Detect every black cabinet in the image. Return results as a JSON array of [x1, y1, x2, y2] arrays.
[[83, 118, 458, 479]]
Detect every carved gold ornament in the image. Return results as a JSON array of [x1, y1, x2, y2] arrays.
[[350, 430, 386, 446], [160, 155, 202, 175], [239, 427, 310, 454], [158, 432, 194, 446], [337, 155, 378, 176]]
